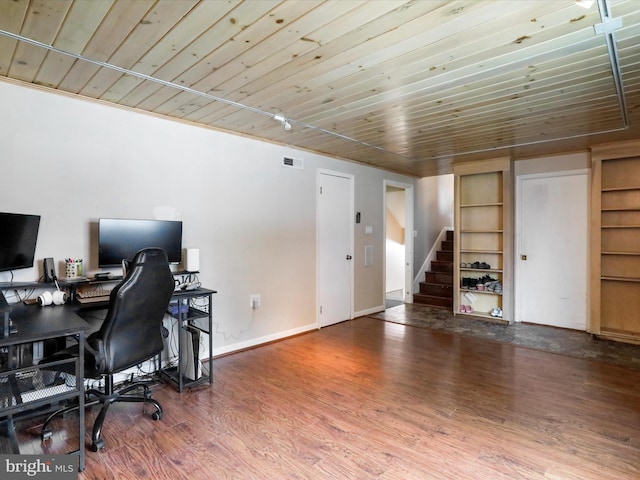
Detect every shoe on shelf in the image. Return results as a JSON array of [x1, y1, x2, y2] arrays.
[[480, 262, 491, 269]]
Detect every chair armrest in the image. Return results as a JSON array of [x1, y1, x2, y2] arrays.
[[84, 338, 106, 373]]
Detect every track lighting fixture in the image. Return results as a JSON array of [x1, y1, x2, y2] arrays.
[[273, 114, 292, 131]]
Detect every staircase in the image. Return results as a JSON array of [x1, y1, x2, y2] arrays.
[[414, 230, 453, 309]]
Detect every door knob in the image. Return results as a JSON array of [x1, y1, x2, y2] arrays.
[[521, 254, 527, 260]]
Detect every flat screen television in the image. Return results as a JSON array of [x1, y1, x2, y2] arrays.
[[0, 212, 41, 273], [98, 218, 182, 267]]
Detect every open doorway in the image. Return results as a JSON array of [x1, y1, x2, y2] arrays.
[[384, 182, 413, 308]]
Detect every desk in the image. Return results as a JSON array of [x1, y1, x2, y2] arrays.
[[0, 303, 89, 471]]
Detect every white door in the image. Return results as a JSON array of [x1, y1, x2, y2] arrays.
[[516, 172, 588, 330], [318, 171, 353, 328]]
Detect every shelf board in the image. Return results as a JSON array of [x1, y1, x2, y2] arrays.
[[601, 225, 640, 229], [601, 251, 640, 256], [460, 249, 503, 254], [460, 202, 503, 208], [461, 230, 503, 234], [601, 276, 640, 283], [601, 207, 640, 212], [456, 311, 509, 323], [460, 268, 502, 273], [601, 186, 640, 192]]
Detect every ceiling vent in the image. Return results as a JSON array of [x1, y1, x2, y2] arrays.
[[282, 156, 303, 169]]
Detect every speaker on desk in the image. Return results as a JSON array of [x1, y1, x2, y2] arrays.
[[185, 248, 200, 272], [44, 257, 56, 282]]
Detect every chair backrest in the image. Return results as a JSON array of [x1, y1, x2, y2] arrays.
[[91, 248, 175, 373]]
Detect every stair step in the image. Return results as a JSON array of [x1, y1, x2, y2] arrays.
[[425, 271, 453, 284], [413, 293, 453, 308], [419, 282, 453, 298], [430, 260, 453, 273], [436, 250, 453, 262], [441, 240, 453, 251], [445, 230, 454, 241]]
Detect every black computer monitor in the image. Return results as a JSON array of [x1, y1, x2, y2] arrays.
[[98, 218, 183, 267], [0, 212, 41, 273]]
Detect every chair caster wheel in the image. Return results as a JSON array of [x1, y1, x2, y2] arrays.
[[41, 429, 52, 442], [90, 439, 106, 452], [151, 411, 162, 421]]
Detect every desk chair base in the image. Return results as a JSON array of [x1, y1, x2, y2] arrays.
[[41, 377, 163, 452]]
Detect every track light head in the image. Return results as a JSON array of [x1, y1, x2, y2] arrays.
[[274, 114, 292, 131]]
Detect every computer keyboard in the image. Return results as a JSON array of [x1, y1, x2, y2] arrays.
[[76, 288, 111, 303]]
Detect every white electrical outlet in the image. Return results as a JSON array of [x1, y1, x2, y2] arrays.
[[250, 294, 261, 309]]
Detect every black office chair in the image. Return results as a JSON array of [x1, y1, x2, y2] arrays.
[[40, 247, 175, 451]]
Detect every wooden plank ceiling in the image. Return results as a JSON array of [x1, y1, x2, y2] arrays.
[[1, 0, 639, 177]]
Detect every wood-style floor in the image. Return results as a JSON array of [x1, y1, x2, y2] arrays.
[[17, 317, 640, 479]]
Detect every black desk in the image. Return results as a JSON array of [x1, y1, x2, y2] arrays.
[[0, 303, 89, 471], [2, 303, 91, 346]]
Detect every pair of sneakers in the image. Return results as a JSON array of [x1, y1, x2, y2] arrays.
[[490, 307, 503, 318], [459, 305, 473, 313]]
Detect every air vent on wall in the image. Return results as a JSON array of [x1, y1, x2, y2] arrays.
[[282, 156, 303, 169]]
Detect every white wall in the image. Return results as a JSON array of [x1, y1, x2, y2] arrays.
[[0, 80, 413, 355]]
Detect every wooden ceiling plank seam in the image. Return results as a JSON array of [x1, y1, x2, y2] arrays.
[[162, 0, 374, 120], [8, 0, 73, 82], [216, 77, 624, 156], [101, 0, 243, 103], [377, 76, 616, 134], [219, 74, 620, 146], [373, 95, 623, 145], [296, 29, 604, 127], [284, 30, 611, 121], [294, 0, 576, 96], [128, 0, 282, 111], [78, 0, 200, 99], [205, 25, 603, 132], [149, 0, 324, 117], [405, 104, 625, 152], [57, 0, 156, 94], [407, 118, 623, 157], [185, 1, 594, 128], [106, 0, 249, 106], [33, 0, 114, 89], [343, 71, 618, 136], [285, 45, 614, 129], [297, 70, 613, 138], [349, 95, 623, 144], [144, 2, 398, 119], [175, 0, 462, 124], [0, 0, 29, 76]]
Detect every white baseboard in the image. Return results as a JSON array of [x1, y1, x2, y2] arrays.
[[212, 322, 318, 357], [354, 305, 385, 317]]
